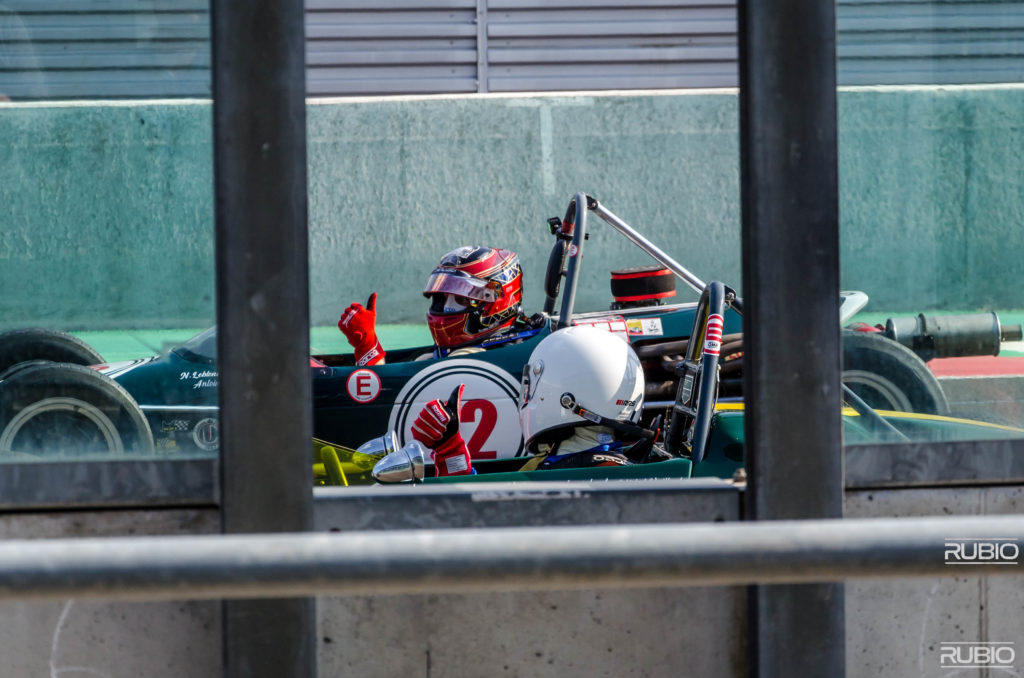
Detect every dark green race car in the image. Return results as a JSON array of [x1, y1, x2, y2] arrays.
[[0, 193, 1017, 484]]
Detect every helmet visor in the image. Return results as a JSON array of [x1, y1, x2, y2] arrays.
[[429, 293, 475, 315], [423, 270, 499, 302]]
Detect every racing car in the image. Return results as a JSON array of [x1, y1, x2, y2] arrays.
[[367, 274, 1024, 486], [0, 193, 1019, 484]]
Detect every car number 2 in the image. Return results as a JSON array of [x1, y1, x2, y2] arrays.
[[461, 399, 498, 459], [388, 359, 525, 460]]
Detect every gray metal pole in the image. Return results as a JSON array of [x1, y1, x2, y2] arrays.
[[210, 0, 314, 673], [0, 516, 1020, 602], [737, 0, 843, 670], [591, 201, 706, 295]]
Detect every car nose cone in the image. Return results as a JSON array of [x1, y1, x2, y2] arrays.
[[357, 430, 399, 458], [372, 440, 426, 483]]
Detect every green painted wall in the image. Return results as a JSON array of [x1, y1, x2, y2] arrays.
[[0, 101, 214, 330], [2, 86, 1022, 332], [306, 92, 740, 327], [838, 85, 1024, 312]]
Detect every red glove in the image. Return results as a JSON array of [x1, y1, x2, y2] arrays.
[[338, 292, 385, 366], [411, 384, 472, 476]]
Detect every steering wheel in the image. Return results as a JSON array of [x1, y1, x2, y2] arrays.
[[664, 281, 735, 465]]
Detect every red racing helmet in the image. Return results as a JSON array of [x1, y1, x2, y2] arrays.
[[423, 246, 524, 349]]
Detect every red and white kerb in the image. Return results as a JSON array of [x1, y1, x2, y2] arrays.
[[704, 314, 724, 356]]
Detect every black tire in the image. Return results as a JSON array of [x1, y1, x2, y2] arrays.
[[0, 359, 56, 382], [0, 328, 104, 375], [0, 362, 154, 457], [842, 330, 950, 415]]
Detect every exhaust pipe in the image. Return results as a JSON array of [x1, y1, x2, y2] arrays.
[[884, 312, 1023, 361]]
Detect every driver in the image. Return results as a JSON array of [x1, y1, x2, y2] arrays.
[[338, 246, 528, 366], [408, 325, 664, 476]]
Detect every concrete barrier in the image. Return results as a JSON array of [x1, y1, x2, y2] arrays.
[[314, 480, 746, 678], [846, 485, 1024, 677], [940, 375, 1024, 427], [0, 508, 221, 678], [3, 85, 1023, 331], [0, 482, 749, 678], [0, 475, 1020, 676]]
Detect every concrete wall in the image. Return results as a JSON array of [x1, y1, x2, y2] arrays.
[[0, 508, 221, 678], [314, 481, 1024, 677], [313, 480, 747, 678], [0, 482, 750, 678], [846, 485, 1024, 677], [0, 479, 1022, 676], [0, 100, 215, 330], [3, 85, 1023, 332], [306, 91, 741, 326], [940, 375, 1024, 427], [838, 85, 1024, 312]]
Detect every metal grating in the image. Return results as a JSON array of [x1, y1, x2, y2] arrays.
[[836, 0, 1024, 85], [485, 0, 738, 92], [0, 0, 1022, 100], [305, 0, 479, 95], [0, 0, 210, 100]]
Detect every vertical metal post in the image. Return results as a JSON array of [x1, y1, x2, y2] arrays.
[[476, 0, 489, 93], [738, 0, 845, 671], [210, 0, 315, 675]]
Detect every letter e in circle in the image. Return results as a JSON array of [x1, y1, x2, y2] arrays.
[[347, 369, 382, 403]]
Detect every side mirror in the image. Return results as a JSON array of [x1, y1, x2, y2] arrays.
[[372, 440, 427, 483]]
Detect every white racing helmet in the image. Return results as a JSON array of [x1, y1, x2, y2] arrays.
[[519, 325, 645, 454]]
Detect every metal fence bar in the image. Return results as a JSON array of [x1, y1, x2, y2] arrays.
[[210, 0, 314, 672], [476, 0, 488, 92], [738, 0, 843, 667], [591, 200, 707, 295], [0, 515, 1021, 603]]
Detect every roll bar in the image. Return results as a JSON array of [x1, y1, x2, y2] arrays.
[[549, 193, 743, 328]]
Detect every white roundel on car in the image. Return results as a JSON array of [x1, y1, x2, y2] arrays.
[[347, 369, 382, 403], [388, 359, 524, 461]]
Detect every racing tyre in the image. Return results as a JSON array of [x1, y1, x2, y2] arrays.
[[841, 330, 950, 415], [0, 362, 154, 457], [0, 328, 104, 375]]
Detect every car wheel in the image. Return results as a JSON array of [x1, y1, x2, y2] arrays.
[[842, 330, 950, 415], [0, 328, 104, 374], [0, 362, 154, 456]]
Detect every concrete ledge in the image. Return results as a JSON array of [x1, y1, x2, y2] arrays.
[[940, 375, 1024, 428], [846, 439, 1024, 488], [314, 477, 739, 531]]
